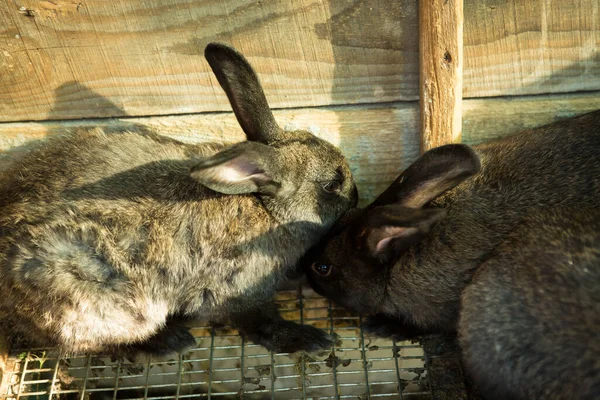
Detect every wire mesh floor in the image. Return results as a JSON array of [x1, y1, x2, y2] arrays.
[[1, 287, 433, 399]]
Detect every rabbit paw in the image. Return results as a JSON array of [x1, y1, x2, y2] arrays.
[[362, 314, 424, 342], [134, 324, 197, 357], [246, 321, 333, 354]]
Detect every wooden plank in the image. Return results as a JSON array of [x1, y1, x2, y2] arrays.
[[1, 0, 599, 122], [0, 0, 419, 122], [464, 0, 600, 97], [0, 91, 599, 204], [419, 0, 464, 152], [461, 92, 600, 145]]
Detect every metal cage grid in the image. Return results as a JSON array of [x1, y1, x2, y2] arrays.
[[1, 286, 432, 399]]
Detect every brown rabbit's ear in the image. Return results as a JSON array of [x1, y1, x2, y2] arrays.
[[370, 144, 480, 209], [353, 204, 447, 263], [204, 43, 281, 144], [190, 142, 280, 195]]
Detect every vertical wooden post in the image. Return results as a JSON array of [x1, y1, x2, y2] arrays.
[[419, 0, 464, 153], [419, 4, 469, 397]]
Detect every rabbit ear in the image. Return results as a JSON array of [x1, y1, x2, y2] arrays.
[[370, 144, 480, 209], [190, 142, 280, 195], [204, 43, 281, 144], [352, 204, 447, 263]]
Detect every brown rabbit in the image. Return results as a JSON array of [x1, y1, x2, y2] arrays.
[[304, 111, 600, 399], [0, 43, 358, 356]]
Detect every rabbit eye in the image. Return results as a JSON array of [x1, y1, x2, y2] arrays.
[[321, 180, 341, 193], [312, 262, 332, 276]]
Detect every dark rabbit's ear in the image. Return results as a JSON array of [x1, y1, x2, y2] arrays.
[[204, 43, 281, 144], [190, 142, 280, 195], [370, 144, 480, 209], [352, 204, 447, 263]]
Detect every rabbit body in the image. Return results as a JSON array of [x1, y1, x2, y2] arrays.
[[460, 208, 599, 399], [306, 111, 600, 399], [384, 112, 600, 331], [0, 43, 357, 355], [0, 131, 286, 351]]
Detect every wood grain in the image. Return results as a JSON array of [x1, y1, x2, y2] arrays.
[[464, 0, 600, 97], [1, 91, 598, 205], [419, 0, 464, 152], [0, 0, 599, 122], [0, 0, 419, 121]]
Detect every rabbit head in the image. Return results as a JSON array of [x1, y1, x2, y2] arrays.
[[195, 43, 358, 234], [304, 144, 480, 315]]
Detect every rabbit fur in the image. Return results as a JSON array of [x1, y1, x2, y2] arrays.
[[0, 43, 358, 356], [304, 110, 600, 399]]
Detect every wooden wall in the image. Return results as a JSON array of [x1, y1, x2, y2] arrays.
[[1, 0, 599, 203]]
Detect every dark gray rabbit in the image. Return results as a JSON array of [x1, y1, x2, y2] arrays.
[[0, 43, 358, 356], [305, 111, 600, 399]]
